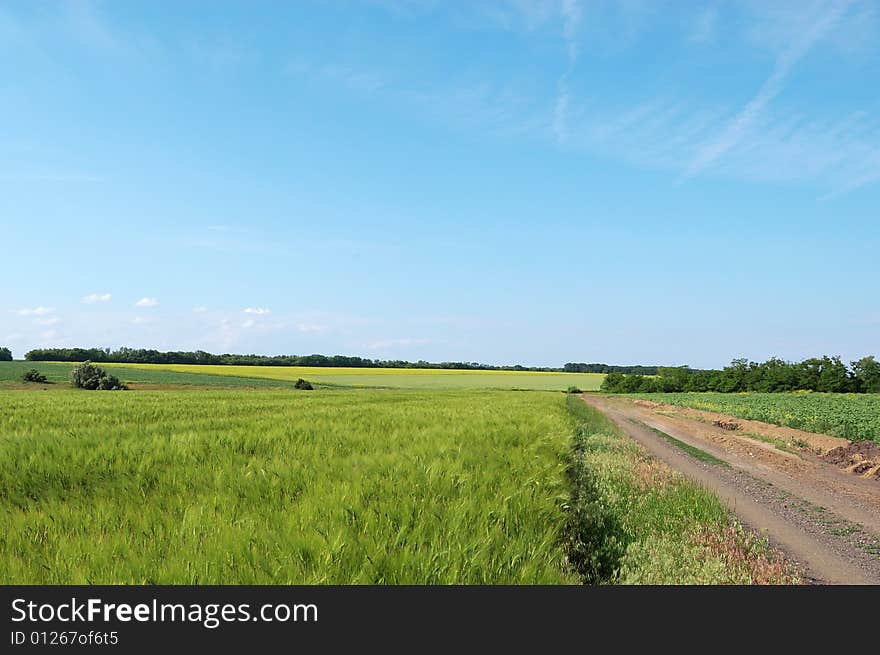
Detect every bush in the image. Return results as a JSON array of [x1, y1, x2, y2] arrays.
[[70, 361, 127, 391], [294, 378, 314, 390], [22, 369, 49, 384], [0, 347, 11, 361], [566, 386, 583, 394]]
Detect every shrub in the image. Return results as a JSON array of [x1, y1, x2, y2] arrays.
[[22, 369, 49, 384], [566, 386, 583, 394], [294, 378, 314, 390], [600, 372, 626, 393], [0, 347, 12, 361], [70, 361, 127, 390]]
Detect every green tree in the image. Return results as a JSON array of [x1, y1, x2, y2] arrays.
[[716, 358, 750, 392], [0, 347, 11, 361], [22, 369, 48, 383], [852, 356, 880, 393], [816, 356, 853, 393], [656, 366, 691, 392], [600, 372, 626, 393], [70, 361, 127, 390]]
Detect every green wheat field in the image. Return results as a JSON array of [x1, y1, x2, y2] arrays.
[[0, 362, 798, 584]]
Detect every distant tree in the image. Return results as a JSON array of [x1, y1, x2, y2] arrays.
[[600, 372, 626, 393], [656, 367, 691, 392], [713, 358, 749, 392], [566, 362, 660, 375], [600, 354, 878, 395], [685, 369, 720, 392], [753, 357, 799, 392], [70, 361, 127, 390], [618, 374, 653, 393], [0, 347, 11, 361], [294, 378, 313, 390], [797, 358, 823, 391], [852, 356, 880, 393], [22, 369, 48, 383], [816, 356, 853, 393]]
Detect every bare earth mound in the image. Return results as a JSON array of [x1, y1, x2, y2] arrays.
[[822, 442, 880, 480]]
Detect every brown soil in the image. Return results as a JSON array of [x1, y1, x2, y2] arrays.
[[822, 442, 880, 480], [582, 394, 880, 585]]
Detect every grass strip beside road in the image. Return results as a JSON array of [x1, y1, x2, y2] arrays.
[[563, 395, 797, 584]]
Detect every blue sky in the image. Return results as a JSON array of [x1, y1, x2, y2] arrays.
[[2, 0, 878, 368]]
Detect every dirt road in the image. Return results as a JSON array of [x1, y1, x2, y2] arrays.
[[581, 394, 880, 585]]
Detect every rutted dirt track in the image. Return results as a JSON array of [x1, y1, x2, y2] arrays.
[[581, 395, 880, 585]]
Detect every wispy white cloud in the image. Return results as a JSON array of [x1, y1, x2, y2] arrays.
[[207, 225, 228, 232], [192, 305, 208, 313], [35, 316, 60, 326], [285, 58, 390, 93], [242, 318, 256, 329], [82, 292, 111, 303], [63, 0, 125, 54], [684, 0, 854, 178], [184, 37, 254, 72], [60, 0, 160, 59], [554, 94, 880, 194], [295, 323, 327, 334], [552, 88, 569, 144], [15, 306, 54, 316], [358, 1, 879, 195], [134, 297, 159, 308], [554, 1, 582, 145], [689, 5, 718, 44], [561, 0, 582, 64], [243, 307, 271, 315]]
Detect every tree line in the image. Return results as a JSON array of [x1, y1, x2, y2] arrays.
[[23, 347, 566, 371], [563, 363, 660, 375], [600, 356, 880, 394]]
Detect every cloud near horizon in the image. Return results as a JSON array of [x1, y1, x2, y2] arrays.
[[82, 292, 112, 303], [15, 306, 55, 316]]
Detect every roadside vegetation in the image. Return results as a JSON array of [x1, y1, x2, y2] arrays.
[[563, 395, 799, 584]]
